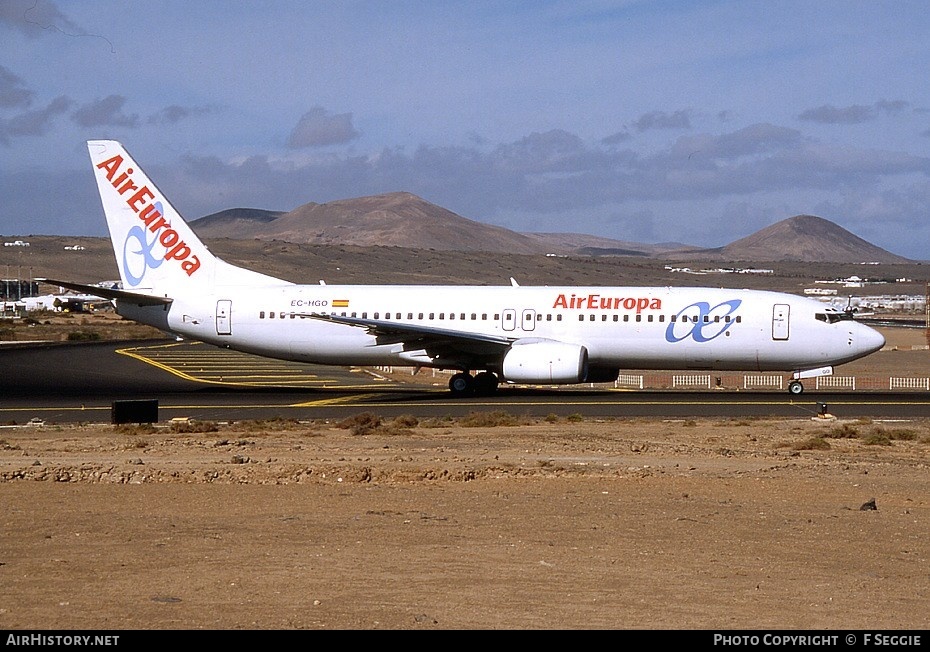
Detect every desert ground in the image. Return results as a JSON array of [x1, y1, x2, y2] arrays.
[[2, 410, 929, 631]]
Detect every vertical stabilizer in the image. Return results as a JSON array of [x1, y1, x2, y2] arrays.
[[87, 140, 286, 296]]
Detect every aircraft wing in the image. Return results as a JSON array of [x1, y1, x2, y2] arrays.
[[38, 279, 173, 306], [301, 312, 515, 359]]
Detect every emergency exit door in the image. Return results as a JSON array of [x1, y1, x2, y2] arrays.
[[216, 300, 232, 336]]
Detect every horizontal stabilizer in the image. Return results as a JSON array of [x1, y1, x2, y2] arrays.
[[38, 279, 172, 306]]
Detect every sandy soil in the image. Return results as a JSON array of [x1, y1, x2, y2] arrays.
[[2, 415, 929, 630]]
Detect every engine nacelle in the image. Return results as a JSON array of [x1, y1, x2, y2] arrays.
[[502, 341, 588, 384]]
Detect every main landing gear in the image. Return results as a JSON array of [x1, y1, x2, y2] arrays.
[[448, 371, 499, 397], [787, 380, 804, 395]]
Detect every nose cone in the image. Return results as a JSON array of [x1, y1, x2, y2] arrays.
[[857, 323, 885, 356]]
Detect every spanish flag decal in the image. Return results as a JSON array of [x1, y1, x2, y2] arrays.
[[332, 299, 349, 308]]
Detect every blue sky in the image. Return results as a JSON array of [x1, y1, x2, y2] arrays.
[[2, 1, 930, 259]]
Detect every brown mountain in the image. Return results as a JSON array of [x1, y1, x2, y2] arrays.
[[190, 195, 910, 263], [191, 192, 543, 255], [664, 214, 910, 263]]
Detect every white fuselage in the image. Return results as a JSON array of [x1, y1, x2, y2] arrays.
[[119, 284, 885, 376]]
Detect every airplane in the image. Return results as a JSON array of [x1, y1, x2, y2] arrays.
[[43, 140, 886, 396]]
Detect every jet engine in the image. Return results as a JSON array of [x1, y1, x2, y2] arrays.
[[502, 340, 588, 384]]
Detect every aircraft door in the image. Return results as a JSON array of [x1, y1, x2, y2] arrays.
[[502, 308, 516, 331], [521, 309, 536, 331], [772, 303, 789, 340], [216, 299, 232, 336]]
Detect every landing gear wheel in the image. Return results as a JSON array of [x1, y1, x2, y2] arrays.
[[473, 371, 499, 396], [788, 381, 804, 395], [449, 372, 474, 396]]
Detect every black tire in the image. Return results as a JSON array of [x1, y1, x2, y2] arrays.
[[473, 371, 499, 396], [449, 372, 474, 396], [788, 381, 804, 395]]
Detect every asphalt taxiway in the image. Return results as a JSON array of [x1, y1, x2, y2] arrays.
[[2, 340, 930, 424]]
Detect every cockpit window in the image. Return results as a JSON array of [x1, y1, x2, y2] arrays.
[[816, 312, 853, 324]]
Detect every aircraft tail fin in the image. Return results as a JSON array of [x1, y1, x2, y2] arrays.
[[86, 140, 286, 297]]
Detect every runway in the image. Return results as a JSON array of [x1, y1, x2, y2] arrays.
[[2, 340, 930, 423]]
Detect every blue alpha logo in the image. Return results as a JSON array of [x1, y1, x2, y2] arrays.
[[122, 201, 166, 287], [665, 299, 742, 343]]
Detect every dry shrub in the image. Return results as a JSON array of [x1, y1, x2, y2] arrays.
[[825, 423, 859, 439], [337, 412, 382, 436], [237, 417, 305, 432], [392, 414, 419, 428], [459, 411, 525, 427], [170, 420, 218, 434], [114, 423, 156, 435], [792, 437, 831, 451], [861, 431, 892, 446], [417, 416, 455, 428], [872, 426, 918, 441], [335, 412, 418, 436]]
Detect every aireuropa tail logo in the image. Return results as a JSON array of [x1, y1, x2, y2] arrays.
[[96, 153, 201, 286], [665, 299, 742, 343]]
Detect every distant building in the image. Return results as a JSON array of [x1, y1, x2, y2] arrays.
[[3, 240, 29, 247], [0, 280, 39, 300]]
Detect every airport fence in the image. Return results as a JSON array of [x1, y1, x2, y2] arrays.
[[890, 377, 930, 390], [369, 366, 930, 392], [815, 376, 856, 390]]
